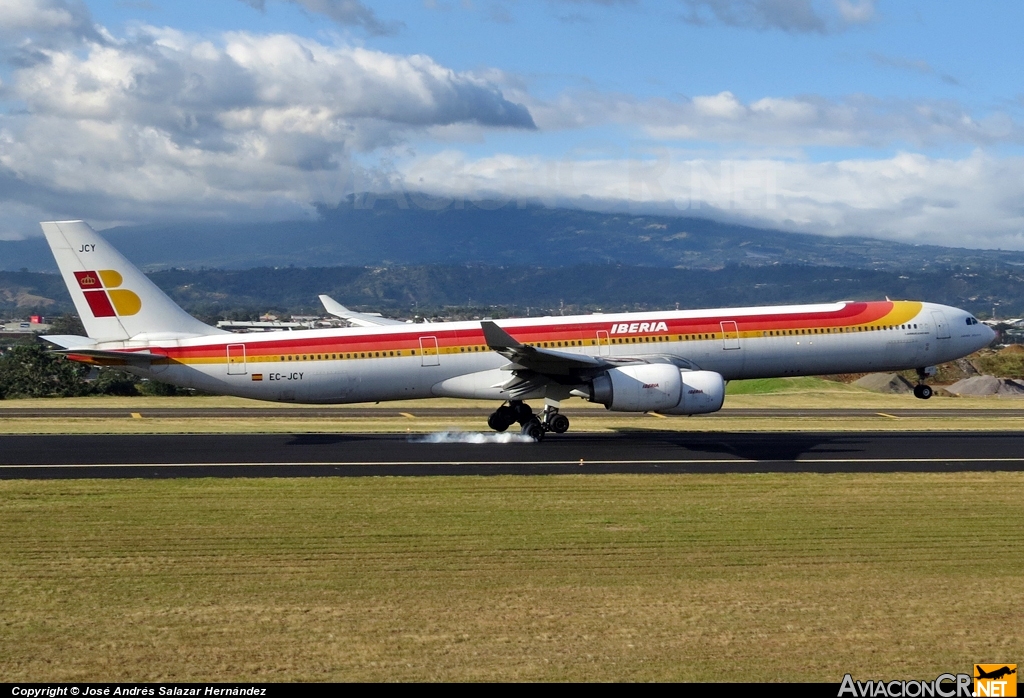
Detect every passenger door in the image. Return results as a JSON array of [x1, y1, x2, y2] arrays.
[[720, 320, 740, 350], [419, 336, 440, 366], [226, 343, 246, 375]]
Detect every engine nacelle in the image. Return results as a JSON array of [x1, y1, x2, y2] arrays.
[[660, 370, 726, 415], [585, 365, 725, 414], [589, 363, 682, 412]]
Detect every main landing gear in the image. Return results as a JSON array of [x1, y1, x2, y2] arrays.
[[913, 366, 937, 400], [487, 400, 570, 441]]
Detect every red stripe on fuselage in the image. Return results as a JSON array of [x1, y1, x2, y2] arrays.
[[154, 301, 899, 362]]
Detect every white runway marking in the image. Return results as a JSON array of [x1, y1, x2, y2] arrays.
[[4, 457, 1024, 469]]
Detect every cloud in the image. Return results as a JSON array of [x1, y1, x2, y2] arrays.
[[0, 0, 104, 44], [239, 0, 403, 36], [0, 25, 535, 230], [389, 149, 1024, 250], [524, 90, 1023, 148], [678, 0, 875, 33], [870, 53, 961, 86]]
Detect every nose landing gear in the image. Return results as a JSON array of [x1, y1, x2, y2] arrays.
[[913, 366, 937, 400]]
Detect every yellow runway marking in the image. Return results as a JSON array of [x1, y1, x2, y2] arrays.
[[399, 412, 416, 419], [130, 413, 142, 419], [876, 412, 900, 419], [648, 412, 668, 419]]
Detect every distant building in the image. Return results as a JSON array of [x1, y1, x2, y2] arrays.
[[0, 318, 53, 342], [1, 319, 53, 333], [216, 316, 348, 333]]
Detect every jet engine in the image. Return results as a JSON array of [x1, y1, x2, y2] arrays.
[[659, 369, 726, 415], [582, 364, 725, 415]]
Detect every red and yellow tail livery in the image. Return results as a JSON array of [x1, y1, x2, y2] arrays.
[[74, 270, 142, 317]]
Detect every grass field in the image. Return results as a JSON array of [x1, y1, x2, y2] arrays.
[[1, 474, 1021, 682]]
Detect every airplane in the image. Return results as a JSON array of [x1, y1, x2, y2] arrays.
[[975, 666, 1016, 681], [39, 220, 996, 440]]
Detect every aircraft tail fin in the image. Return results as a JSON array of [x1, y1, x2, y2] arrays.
[[40, 221, 224, 342]]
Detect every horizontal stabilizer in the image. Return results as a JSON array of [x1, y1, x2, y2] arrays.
[[51, 348, 165, 366], [39, 334, 97, 350]]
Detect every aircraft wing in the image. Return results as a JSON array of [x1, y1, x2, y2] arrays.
[[319, 295, 407, 327], [481, 320, 617, 376], [481, 321, 695, 399]]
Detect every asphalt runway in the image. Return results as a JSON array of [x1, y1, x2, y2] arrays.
[[2, 407, 1024, 418], [2, 431, 1023, 478]]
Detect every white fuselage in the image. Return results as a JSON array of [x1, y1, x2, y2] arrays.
[[91, 300, 993, 406]]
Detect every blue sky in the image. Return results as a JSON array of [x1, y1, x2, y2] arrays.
[[2, 0, 1023, 248]]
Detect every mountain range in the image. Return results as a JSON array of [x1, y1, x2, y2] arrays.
[[3, 202, 1023, 320], [3, 200, 1024, 273]]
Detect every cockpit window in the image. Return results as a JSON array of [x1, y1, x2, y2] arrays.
[[966, 317, 979, 325]]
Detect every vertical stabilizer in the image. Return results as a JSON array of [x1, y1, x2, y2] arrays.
[[40, 221, 223, 341]]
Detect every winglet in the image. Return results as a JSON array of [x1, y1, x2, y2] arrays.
[[319, 294, 407, 327], [319, 294, 353, 318], [481, 321, 522, 349]]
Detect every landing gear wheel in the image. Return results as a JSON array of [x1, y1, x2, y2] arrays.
[[511, 401, 534, 424], [488, 404, 519, 432], [487, 412, 511, 432], [913, 384, 933, 400], [521, 419, 545, 441], [549, 414, 570, 434]]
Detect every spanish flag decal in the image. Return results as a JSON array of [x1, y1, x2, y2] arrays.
[[74, 269, 142, 318]]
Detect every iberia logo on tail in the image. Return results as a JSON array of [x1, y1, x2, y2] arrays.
[[73, 269, 142, 317]]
